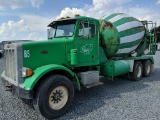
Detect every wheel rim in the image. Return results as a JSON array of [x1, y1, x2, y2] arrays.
[[49, 86, 68, 110], [137, 66, 142, 78], [146, 64, 151, 74]]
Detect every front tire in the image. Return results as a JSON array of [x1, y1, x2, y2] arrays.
[[33, 75, 74, 119], [130, 62, 143, 81]]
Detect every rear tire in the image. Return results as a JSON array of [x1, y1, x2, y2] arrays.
[[151, 63, 154, 73], [33, 75, 74, 119], [130, 62, 143, 81], [142, 60, 151, 77]]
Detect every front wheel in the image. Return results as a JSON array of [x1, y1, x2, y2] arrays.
[[33, 75, 74, 119]]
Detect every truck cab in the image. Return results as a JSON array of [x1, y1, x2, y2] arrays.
[[47, 16, 99, 66]]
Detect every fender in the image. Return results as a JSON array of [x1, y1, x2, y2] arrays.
[[24, 64, 81, 90]]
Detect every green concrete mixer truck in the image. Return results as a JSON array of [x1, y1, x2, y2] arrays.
[[1, 13, 158, 119]]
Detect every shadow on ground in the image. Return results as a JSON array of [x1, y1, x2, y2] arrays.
[[56, 68, 160, 120]]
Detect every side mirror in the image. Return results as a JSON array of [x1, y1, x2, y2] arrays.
[[78, 28, 84, 37], [83, 28, 91, 38], [78, 28, 91, 39]]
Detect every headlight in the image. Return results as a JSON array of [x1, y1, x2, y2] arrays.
[[22, 67, 33, 77]]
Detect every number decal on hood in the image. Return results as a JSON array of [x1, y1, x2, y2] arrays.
[[24, 50, 30, 58]]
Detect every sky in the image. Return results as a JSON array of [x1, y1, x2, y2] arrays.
[[0, 0, 160, 41]]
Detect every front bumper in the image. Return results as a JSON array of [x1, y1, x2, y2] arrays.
[[1, 78, 33, 99], [12, 85, 33, 99]]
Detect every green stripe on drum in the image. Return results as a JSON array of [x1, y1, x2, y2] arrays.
[[118, 26, 144, 38], [113, 17, 138, 27], [107, 13, 131, 23], [104, 13, 119, 21], [118, 38, 142, 49]]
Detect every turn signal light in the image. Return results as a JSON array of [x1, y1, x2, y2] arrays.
[[26, 68, 33, 76], [22, 67, 33, 77]]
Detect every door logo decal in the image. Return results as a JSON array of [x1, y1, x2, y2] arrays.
[[81, 44, 93, 54]]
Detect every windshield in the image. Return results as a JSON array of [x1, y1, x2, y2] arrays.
[[48, 21, 76, 39]]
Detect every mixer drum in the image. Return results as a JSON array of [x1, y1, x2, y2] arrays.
[[99, 13, 145, 57]]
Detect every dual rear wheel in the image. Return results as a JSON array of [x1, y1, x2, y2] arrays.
[[130, 60, 153, 81]]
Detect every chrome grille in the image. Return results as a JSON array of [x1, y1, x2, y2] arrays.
[[4, 48, 16, 81]]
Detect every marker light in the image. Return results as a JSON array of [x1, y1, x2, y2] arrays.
[[75, 14, 80, 17], [66, 16, 70, 18], [60, 17, 65, 19]]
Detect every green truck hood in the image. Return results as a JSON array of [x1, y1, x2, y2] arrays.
[[22, 39, 66, 70]]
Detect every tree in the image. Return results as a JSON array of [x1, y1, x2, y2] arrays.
[[151, 26, 160, 43]]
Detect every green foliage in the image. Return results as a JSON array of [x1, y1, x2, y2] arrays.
[[156, 26, 160, 42], [151, 26, 160, 42]]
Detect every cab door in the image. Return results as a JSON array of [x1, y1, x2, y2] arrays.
[[76, 20, 99, 66]]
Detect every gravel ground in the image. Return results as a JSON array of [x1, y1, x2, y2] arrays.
[[0, 51, 160, 120]]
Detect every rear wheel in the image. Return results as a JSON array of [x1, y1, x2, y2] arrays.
[[130, 62, 143, 81], [142, 60, 151, 77], [33, 75, 74, 119], [151, 63, 154, 73]]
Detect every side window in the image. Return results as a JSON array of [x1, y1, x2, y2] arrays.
[[78, 21, 96, 38], [78, 23, 84, 36], [89, 24, 95, 37]]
